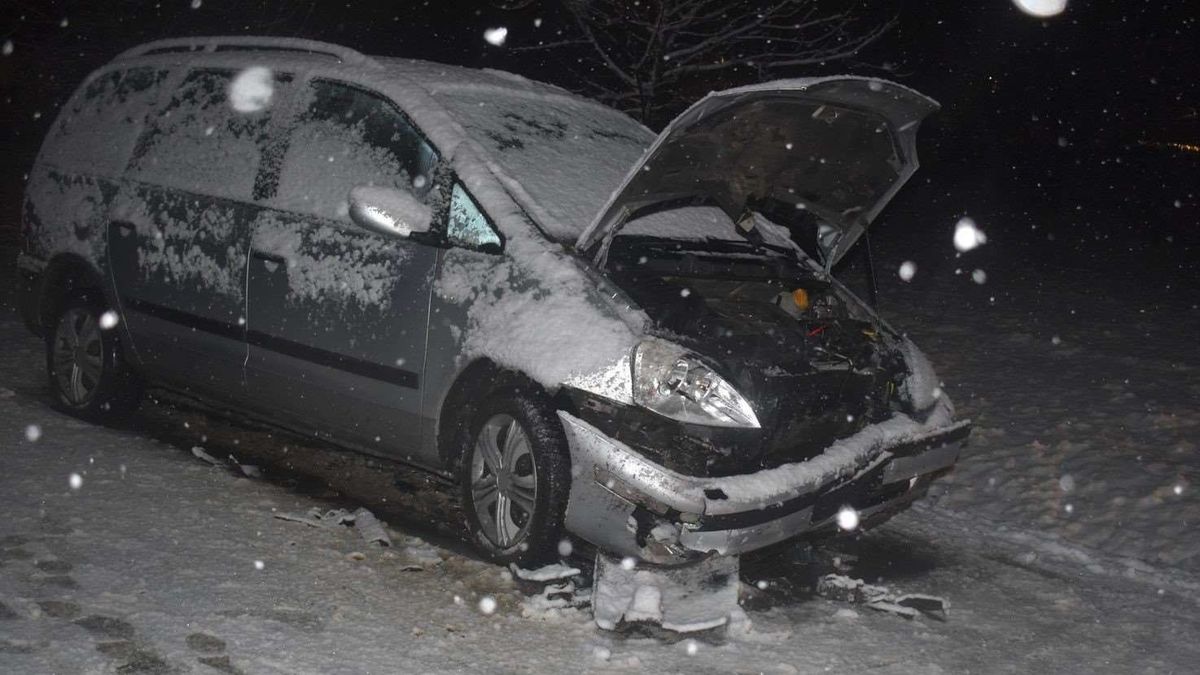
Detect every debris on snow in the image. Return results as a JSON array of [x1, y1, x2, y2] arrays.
[[593, 553, 739, 633], [816, 574, 949, 621], [191, 446, 222, 466], [352, 507, 392, 547], [274, 507, 355, 530], [512, 563, 582, 583]]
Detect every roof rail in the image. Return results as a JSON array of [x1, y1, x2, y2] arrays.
[[116, 36, 371, 66]]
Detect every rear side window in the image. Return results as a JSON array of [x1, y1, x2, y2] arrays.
[[270, 80, 439, 221], [128, 68, 292, 201], [41, 67, 170, 176]]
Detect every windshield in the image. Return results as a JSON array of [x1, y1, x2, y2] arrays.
[[432, 90, 653, 242]]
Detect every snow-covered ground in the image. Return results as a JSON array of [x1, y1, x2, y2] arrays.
[[2, 242, 1199, 674]]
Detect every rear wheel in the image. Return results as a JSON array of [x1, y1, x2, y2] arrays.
[[46, 294, 141, 420], [458, 390, 570, 567]]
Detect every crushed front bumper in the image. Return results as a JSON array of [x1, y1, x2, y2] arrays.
[[558, 410, 969, 566]]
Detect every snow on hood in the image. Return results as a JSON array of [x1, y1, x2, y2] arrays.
[[421, 76, 655, 243], [576, 77, 939, 269]]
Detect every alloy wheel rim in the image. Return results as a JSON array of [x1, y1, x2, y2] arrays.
[[53, 308, 104, 406], [470, 414, 538, 549]]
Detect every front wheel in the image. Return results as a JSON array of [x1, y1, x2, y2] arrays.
[[46, 294, 141, 420], [458, 391, 571, 567]]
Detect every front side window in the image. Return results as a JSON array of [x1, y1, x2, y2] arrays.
[[446, 182, 501, 251], [44, 67, 170, 176], [128, 68, 292, 201], [270, 80, 439, 222]]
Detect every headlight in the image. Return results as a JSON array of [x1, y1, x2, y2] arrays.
[[631, 340, 760, 428]]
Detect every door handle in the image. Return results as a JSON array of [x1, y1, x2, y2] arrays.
[[112, 221, 135, 237]]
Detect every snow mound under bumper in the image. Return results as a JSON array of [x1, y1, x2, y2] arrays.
[[558, 410, 969, 565]]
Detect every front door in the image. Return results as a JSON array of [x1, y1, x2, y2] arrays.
[[244, 78, 442, 458]]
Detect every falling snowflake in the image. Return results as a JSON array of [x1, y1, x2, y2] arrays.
[[99, 310, 119, 330], [2, 40, 12, 56], [836, 506, 859, 531], [557, 539, 573, 557], [191, 0, 203, 8], [478, 596, 497, 615], [953, 217, 987, 252], [972, 268, 987, 285], [685, 640, 699, 655], [1012, 0, 1067, 18], [898, 260, 916, 282], [25, 424, 41, 442], [229, 66, 274, 113], [484, 27, 508, 47], [620, 556, 636, 571], [254, 560, 265, 570], [69, 472, 83, 490]]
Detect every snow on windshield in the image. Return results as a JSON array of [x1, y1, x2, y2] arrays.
[[432, 90, 653, 242]]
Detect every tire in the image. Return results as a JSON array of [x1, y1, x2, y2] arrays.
[[45, 293, 141, 421], [457, 389, 571, 567]]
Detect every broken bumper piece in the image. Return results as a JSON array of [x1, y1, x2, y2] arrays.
[[558, 411, 970, 566]]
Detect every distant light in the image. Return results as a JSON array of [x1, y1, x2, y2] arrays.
[[953, 217, 987, 252], [1012, 0, 1067, 18], [836, 506, 860, 531], [484, 27, 508, 47]]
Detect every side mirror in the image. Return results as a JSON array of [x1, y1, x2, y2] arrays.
[[348, 185, 433, 238]]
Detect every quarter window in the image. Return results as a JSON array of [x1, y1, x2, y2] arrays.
[[270, 80, 439, 221], [447, 183, 501, 251], [128, 68, 292, 201], [43, 67, 170, 176]]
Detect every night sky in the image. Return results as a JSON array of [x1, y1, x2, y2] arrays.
[[2, 0, 1196, 284]]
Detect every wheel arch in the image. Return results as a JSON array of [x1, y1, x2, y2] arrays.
[[435, 358, 562, 471], [35, 253, 110, 335]]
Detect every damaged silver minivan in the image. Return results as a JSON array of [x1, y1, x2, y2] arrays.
[[18, 37, 968, 568]]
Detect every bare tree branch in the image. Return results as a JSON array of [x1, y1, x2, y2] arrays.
[[525, 0, 894, 125]]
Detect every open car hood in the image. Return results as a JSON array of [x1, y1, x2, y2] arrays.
[[575, 77, 939, 269]]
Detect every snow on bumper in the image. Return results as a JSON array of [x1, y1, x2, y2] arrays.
[[558, 405, 969, 565]]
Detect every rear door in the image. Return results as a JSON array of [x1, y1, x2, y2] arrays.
[[109, 67, 293, 398], [244, 78, 442, 457]]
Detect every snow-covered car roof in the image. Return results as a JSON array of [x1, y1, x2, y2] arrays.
[[112, 38, 655, 244]]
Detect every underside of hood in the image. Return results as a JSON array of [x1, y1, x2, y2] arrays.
[[576, 77, 939, 269]]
